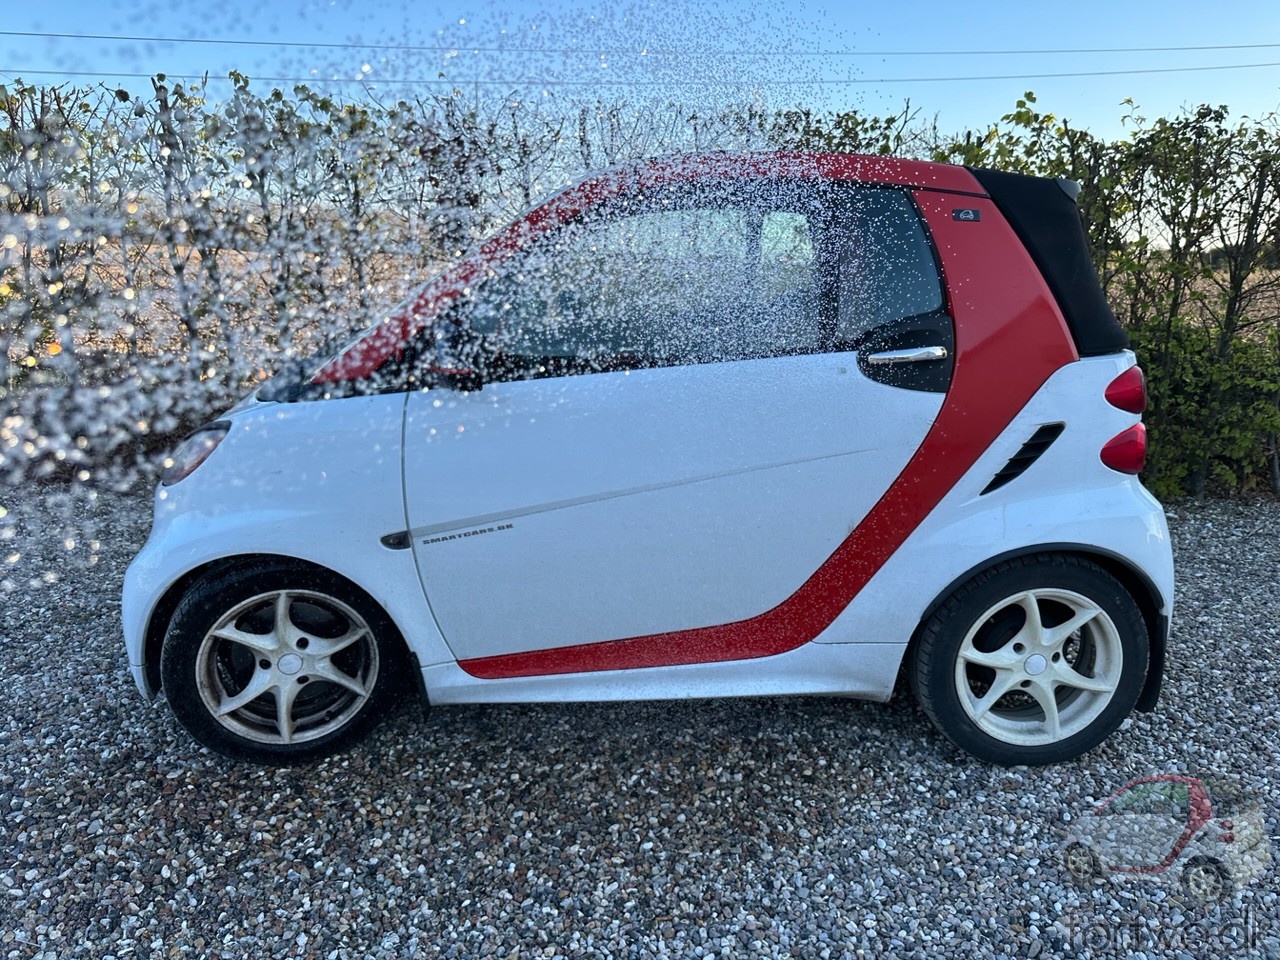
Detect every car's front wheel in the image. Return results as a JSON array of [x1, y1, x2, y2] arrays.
[[160, 562, 408, 763], [1062, 841, 1101, 882], [911, 555, 1149, 766]]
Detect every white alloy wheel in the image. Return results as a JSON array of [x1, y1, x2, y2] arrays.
[[910, 555, 1149, 766], [196, 589, 380, 746], [161, 562, 407, 764], [953, 588, 1123, 747]]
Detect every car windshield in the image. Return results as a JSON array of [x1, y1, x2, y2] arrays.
[[257, 285, 437, 401]]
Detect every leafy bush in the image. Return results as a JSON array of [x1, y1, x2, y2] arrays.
[[3, 79, 1279, 495]]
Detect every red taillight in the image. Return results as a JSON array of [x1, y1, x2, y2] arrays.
[[1100, 423, 1147, 474], [1105, 366, 1147, 413]]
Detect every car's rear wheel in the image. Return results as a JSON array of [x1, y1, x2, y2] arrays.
[[1181, 858, 1230, 902], [911, 555, 1148, 766], [160, 562, 408, 763]]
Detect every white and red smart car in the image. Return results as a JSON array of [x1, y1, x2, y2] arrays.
[[1063, 775, 1270, 899], [121, 152, 1174, 766]]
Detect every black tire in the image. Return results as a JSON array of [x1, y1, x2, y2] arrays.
[[1181, 858, 1230, 902], [160, 561, 409, 764], [910, 555, 1148, 766], [1062, 842, 1101, 883]]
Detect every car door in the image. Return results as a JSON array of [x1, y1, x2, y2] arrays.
[[402, 178, 953, 670]]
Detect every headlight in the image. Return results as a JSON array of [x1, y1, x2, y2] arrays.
[[162, 422, 230, 486]]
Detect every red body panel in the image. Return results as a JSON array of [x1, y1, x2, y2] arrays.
[[457, 185, 1078, 679]]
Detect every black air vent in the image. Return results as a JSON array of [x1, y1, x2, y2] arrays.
[[981, 423, 1065, 495]]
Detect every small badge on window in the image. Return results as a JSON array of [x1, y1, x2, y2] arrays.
[[952, 208, 981, 222]]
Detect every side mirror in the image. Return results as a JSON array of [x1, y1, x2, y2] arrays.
[[428, 322, 487, 392]]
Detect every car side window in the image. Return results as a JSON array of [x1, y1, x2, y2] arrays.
[[757, 211, 817, 300], [461, 195, 824, 378], [1108, 783, 1158, 815], [455, 180, 942, 382], [835, 188, 945, 345], [1109, 781, 1192, 818]]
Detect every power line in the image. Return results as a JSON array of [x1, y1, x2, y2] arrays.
[[4, 61, 1280, 88], [4, 28, 1280, 59]]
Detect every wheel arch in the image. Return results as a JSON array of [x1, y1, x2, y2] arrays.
[[141, 553, 421, 699], [912, 542, 1168, 712], [1183, 853, 1227, 872]]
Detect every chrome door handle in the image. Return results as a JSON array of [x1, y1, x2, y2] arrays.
[[864, 345, 949, 365]]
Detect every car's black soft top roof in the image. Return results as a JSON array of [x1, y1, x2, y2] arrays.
[[967, 166, 1128, 357]]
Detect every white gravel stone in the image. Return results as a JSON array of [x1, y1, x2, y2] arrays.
[[0, 489, 1276, 958]]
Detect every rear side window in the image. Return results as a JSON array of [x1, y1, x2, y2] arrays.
[[836, 189, 944, 344]]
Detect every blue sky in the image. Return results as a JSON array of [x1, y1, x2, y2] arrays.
[[3, 0, 1280, 139]]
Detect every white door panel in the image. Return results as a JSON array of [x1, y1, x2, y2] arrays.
[[404, 353, 942, 659], [422, 453, 861, 657]]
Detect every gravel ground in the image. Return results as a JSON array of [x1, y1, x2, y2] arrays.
[[1, 488, 1278, 959]]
